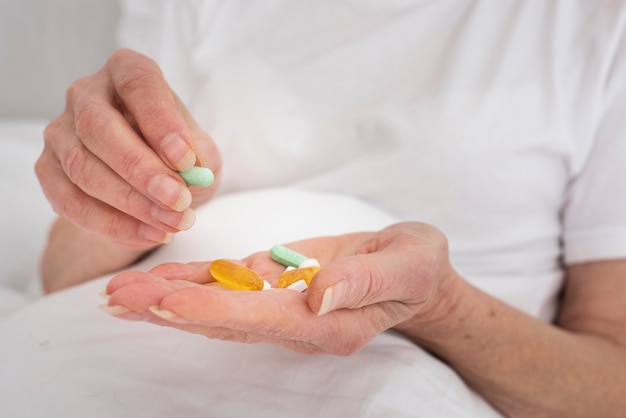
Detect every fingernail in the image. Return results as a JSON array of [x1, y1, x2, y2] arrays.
[[152, 206, 196, 231], [149, 305, 177, 319], [139, 224, 174, 244], [162, 134, 196, 171], [149, 306, 190, 324], [99, 304, 130, 315], [99, 290, 110, 299], [149, 174, 192, 211], [317, 280, 348, 316]]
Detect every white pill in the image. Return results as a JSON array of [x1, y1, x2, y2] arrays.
[[298, 258, 320, 268], [286, 279, 308, 292]]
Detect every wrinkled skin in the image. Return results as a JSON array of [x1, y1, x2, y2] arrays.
[[104, 222, 456, 355], [35, 49, 222, 291]]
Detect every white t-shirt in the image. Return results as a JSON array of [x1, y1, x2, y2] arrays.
[[1, 2, 625, 417], [118, 0, 626, 320]]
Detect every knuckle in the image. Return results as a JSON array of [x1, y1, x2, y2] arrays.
[[33, 156, 43, 180], [43, 115, 63, 144], [117, 148, 147, 179], [73, 99, 106, 141], [57, 190, 87, 222], [113, 59, 162, 98], [100, 212, 128, 241], [64, 75, 92, 106], [63, 144, 89, 183], [117, 183, 142, 213], [108, 48, 149, 67], [33, 154, 48, 183], [42, 114, 74, 154]]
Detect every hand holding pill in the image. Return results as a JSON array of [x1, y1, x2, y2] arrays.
[[102, 222, 459, 356], [36, 48, 221, 255]]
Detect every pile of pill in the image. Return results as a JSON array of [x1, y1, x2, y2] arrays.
[[179, 170, 322, 292], [208, 244, 320, 292]]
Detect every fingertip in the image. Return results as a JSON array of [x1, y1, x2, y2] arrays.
[[148, 305, 178, 320], [99, 303, 130, 316], [138, 223, 175, 244], [162, 133, 196, 171], [178, 208, 196, 231], [315, 280, 348, 316], [148, 174, 192, 211], [151, 206, 195, 231]]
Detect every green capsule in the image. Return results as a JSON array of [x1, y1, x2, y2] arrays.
[[270, 244, 308, 268], [179, 166, 214, 187]]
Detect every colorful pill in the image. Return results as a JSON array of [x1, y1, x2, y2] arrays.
[[286, 279, 308, 292], [277, 266, 320, 288], [270, 244, 308, 268], [209, 259, 264, 291], [298, 258, 320, 269], [179, 166, 214, 187]]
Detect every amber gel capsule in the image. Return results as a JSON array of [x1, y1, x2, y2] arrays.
[[277, 267, 320, 288], [209, 259, 265, 291]]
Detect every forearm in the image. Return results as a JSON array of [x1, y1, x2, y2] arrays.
[[395, 276, 626, 418], [40, 217, 154, 293]]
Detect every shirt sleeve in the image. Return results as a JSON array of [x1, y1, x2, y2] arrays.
[[562, 9, 626, 264]]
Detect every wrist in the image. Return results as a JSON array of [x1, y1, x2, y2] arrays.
[[393, 266, 470, 342], [41, 217, 155, 293]]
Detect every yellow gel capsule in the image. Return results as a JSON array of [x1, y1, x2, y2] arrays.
[[209, 259, 264, 291], [277, 267, 320, 288]]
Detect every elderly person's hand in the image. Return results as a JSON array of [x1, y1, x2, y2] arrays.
[[36, 48, 221, 292], [102, 221, 626, 417], [102, 222, 455, 355], [36, 48, 221, 247]]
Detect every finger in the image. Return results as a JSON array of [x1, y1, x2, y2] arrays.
[[105, 270, 316, 349], [158, 286, 314, 337], [148, 262, 214, 284], [69, 79, 193, 213], [308, 222, 454, 315], [105, 270, 389, 355], [106, 270, 200, 309], [50, 129, 194, 234], [307, 224, 447, 316], [107, 49, 198, 171], [154, 286, 386, 355], [307, 252, 415, 316], [108, 281, 173, 315], [37, 148, 173, 247]]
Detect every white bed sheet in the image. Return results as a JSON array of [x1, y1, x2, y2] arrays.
[[0, 181, 502, 417], [0, 119, 54, 313]]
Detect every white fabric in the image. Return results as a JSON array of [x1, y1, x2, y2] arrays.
[[0, 120, 52, 301], [2, 1, 626, 416], [0, 188, 502, 418], [118, 0, 626, 320]]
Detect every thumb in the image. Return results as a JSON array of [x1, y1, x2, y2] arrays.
[[308, 252, 407, 316]]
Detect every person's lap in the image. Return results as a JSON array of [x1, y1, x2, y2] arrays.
[[0, 188, 502, 417]]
